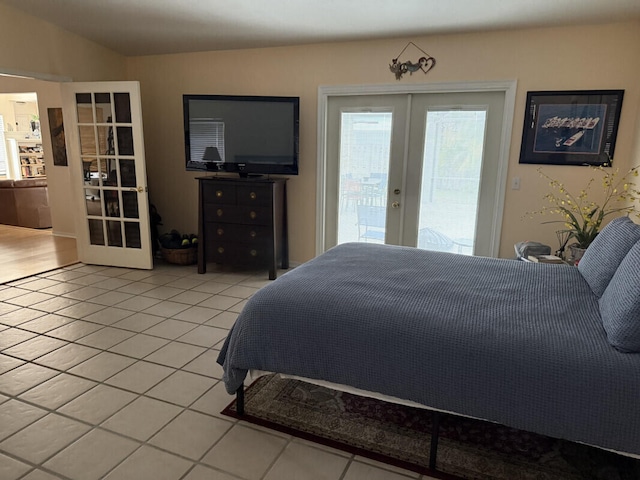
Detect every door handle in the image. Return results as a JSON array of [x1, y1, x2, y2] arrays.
[[392, 201, 400, 208], [128, 186, 145, 193]]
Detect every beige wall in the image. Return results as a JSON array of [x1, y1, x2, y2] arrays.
[[0, 3, 126, 82], [0, 2, 127, 237], [127, 21, 640, 262]]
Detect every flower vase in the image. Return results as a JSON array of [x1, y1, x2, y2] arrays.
[[569, 244, 587, 266]]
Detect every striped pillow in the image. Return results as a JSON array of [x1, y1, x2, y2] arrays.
[[578, 217, 640, 297]]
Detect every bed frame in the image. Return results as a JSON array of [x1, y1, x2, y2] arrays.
[[219, 239, 640, 462]]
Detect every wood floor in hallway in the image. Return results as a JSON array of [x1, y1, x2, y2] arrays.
[[0, 224, 77, 284]]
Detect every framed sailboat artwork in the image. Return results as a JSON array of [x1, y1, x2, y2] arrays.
[[519, 90, 624, 166]]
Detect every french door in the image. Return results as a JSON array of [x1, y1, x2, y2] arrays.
[[61, 81, 153, 269], [323, 88, 509, 257]]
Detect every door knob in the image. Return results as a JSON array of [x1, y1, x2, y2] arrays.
[[394, 189, 401, 195], [392, 201, 400, 208]]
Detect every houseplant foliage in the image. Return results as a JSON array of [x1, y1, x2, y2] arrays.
[[532, 165, 640, 249]]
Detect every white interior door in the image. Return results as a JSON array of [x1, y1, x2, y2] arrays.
[[324, 89, 506, 257], [61, 81, 152, 269]]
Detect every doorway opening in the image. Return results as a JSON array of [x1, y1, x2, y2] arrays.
[[0, 92, 44, 181]]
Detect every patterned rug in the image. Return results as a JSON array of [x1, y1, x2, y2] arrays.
[[221, 375, 640, 480]]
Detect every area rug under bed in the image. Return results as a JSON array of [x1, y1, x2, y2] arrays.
[[221, 374, 640, 480]]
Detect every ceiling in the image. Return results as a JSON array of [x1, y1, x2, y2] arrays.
[[2, 0, 640, 57]]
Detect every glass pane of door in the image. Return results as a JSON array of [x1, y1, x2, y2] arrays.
[[337, 112, 391, 245], [94, 93, 114, 123], [114, 93, 132, 123], [417, 109, 486, 254]]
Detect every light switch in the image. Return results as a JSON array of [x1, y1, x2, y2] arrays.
[[511, 177, 521, 190]]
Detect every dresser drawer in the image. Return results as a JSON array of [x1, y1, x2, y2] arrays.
[[202, 183, 236, 205], [204, 205, 271, 225], [237, 185, 271, 206], [206, 242, 268, 265], [206, 223, 269, 246]]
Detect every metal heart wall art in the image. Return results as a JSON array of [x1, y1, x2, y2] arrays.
[[389, 42, 437, 81]]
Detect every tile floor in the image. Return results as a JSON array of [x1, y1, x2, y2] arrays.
[[0, 262, 437, 480]]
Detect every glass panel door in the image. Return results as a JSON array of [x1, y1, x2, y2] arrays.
[[325, 90, 506, 257], [404, 91, 506, 257], [325, 95, 408, 249], [62, 81, 152, 269]]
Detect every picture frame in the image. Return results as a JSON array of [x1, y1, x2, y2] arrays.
[[518, 90, 624, 166], [47, 107, 68, 166]]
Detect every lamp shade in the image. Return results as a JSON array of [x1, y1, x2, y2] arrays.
[[202, 147, 222, 163]]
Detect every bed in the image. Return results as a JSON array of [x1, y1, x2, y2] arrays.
[[217, 216, 640, 460]]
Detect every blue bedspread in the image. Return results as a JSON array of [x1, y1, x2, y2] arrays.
[[218, 243, 640, 455]]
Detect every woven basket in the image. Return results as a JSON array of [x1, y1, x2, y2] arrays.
[[161, 247, 197, 265]]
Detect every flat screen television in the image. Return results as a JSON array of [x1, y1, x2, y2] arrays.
[[183, 94, 299, 176]]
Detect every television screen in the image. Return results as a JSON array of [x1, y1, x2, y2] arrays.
[[183, 94, 299, 176]]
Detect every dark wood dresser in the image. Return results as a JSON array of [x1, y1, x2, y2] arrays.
[[196, 176, 288, 279]]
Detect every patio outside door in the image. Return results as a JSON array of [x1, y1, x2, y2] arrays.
[[325, 90, 506, 257], [61, 81, 153, 269]]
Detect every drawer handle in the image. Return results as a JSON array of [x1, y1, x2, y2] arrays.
[[217, 209, 223, 217], [250, 230, 256, 238], [250, 192, 257, 200], [250, 249, 257, 257], [216, 190, 223, 198], [249, 211, 257, 220], [217, 228, 224, 236], [218, 247, 225, 254]]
